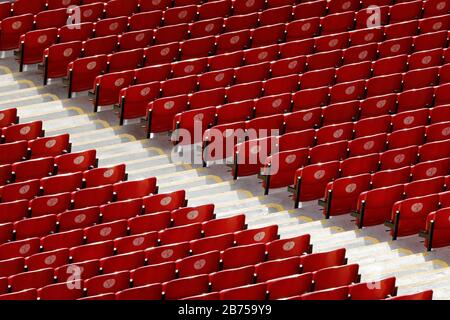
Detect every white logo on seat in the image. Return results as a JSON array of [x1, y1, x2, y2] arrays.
[[314, 170, 326, 180], [333, 129, 344, 138], [74, 214, 86, 223], [258, 51, 268, 60], [152, 0, 161, 5], [109, 22, 119, 31], [246, 0, 255, 7], [135, 33, 145, 42], [86, 61, 97, 70], [436, 1, 446, 10], [403, 116, 415, 125], [103, 169, 114, 178], [0, 113, 4, 121], [364, 33, 374, 42], [363, 141, 375, 150], [160, 47, 170, 56], [432, 22, 443, 30], [46, 198, 59, 207], [301, 22, 311, 31], [73, 155, 85, 165], [160, 196, 172, 206], [103, 279, 116, 289], [45, 255, 57, 265], [161, 249, 173, 259], [285, 154, 296, 164], [426, 167, 438, 177], [253, 231, 266, 242], [183, 65, 194, 74], [345, 85, 356, 95], [140, 87, 151, 96], [132, 236, 145, 247], [376, 99, 386, 109], [204, 23, 215, 33], [342, 1, 351, 9], [62, 0, 71, 5], [187, 210, 199, 220], [328, 39, 339, 48], [358, 50, 368, 60], [272, 98, 282, 108], [282, 241, 295, 251], [114, 78, 125, 87], [12, 21, 22, 30], [288, 60, 298, 69], [63, 48, 73, 57], [19, 244, 31, 255], [441, 127, 450, 136], [37, 35, 48, 44], [19, 185, 31, 195], [20, 126, 31, 135], [214, 73, 225, 82], [164, 101, 175, 110], [83, 9, 93, 18], [394, 154, 405, 164], [411, 202, 424, 213], [45, 139, 57, 148], [421, 56, 432, 65], [345, 183, 357, 193], [390, 44, 401, 53], [100, 227, 112, 237], [230, 35, 240, 44], [303, 112, 313, 121], [178, 10, 188, 19], [193, 259, 206, 270]]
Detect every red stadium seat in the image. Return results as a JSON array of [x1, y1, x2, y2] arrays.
[[255, 256, 301, 282], [83, 164, 127, 188], [300, 286, 349, 300], [387, 290, 433, 300], [2, 121, 44, 143], [68, 55, 108, 98], [267, 273, 313, 300], [131, 262, 176, 287], [300, 248, 347, 273], [116, 284, 162, 300], [220, 283, 267, 300], [57, 207, 100, 232], [349, 277, 397, 300], [0, 141, 27, 166], [128, 211, 171, 234], [0, 200, 28, 223], [176, 250, 221, 277], [38, 282, 84, 301], [0, 14, 34, 51], [354, 184, 404, 228], [84, 271, 130, 296], [12, 157, 55, 182], [163, 274, 209, 300], [8, 268, 54, 292], [118, 30, 153, 51], [100, 251, 145, 274], [71, 185, 114, 209], [55, 150, 97, 174], [113, 177, 157, 201], [0, 179, 40, 202], [29, 192, 71, 217], [93, 70, 135, 111], [191, 231, 233, 253], [25, 248, 70, 271], [222, 243, 266, 269], [114, 232, 158, 254], [292, 161, 341, 207], [41, 172, 83, 195], [321, 174, 372, 218]]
